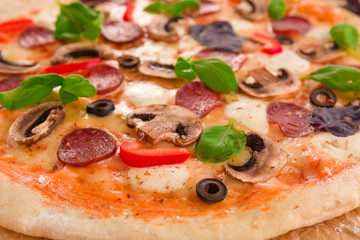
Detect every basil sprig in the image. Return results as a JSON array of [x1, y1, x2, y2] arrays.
[[269, 0, 286, 20], [174, 57, 238, 92], [195, 119, 246, 163], [330, 23, 359, 51], [305, 65, 360, 91], [55, 2, 104, 41], [144, 0, 200, 17], [0, 74, 96, 110]]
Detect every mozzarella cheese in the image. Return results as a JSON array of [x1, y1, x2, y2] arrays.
[[32, 8, 58, 30], [224, 95, 269, 133], [306, 26, 332, 42], [256, 49, 310, 75], [123, 82, 176, 108], [128, 164, 189, 193]]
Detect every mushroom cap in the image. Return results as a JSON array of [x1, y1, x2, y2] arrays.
[[138, 61, 177, 79], [296, 42, 346, 64], [147, 16, 180, 42], [239, 67, 301, 99], [236, 0, 268, 22], [126, 105, 203, 146], [9, 102, 65, 145], [50, 42, 113, 65], [0, 52, 40, 74], [223, 132, 289, 183]]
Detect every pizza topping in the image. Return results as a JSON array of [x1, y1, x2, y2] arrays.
[[86, 99, 115, 117], [138, 61, 177, 79], [268, 0, 286, 20], [310, 106, 360, 137], [57, 128, 117, 166], [18, 26, 56, 49], [147, 16, 181, 42], [310, 87, 337, 108], [272, 16, 312, 35], [86, 64, 124, 94], [50, 42, 113, 65], [194, 0, 221, 16], [143, 0, 200, 17], [126, 105, 203, 146], [101, 20, 143, 43], [274, 35, 293, 45], [118, 55, 140, 68], [0, 52, 40, 74], [196, 178, 227, 203], [239, 67, 301, 98], [45, 58, 102, 74], [195, 119, 246, 163], [176, 81, 224, 117], [196, 48, 247, 71], [0, 77, 23, 93], [189, 21, 243, 52], [123, 1, 135, 21], [223, 132, 289, 183], [235, 0, 268, 22], [330, 22, 359, 51], [9, 102, 65, 145], [297, 42, 346, 63], [249, 32, 282, 54], [267, 102, 315, 137], [119, 142, 190, 167]]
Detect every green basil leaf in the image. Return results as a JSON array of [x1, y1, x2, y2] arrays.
[[60, 74, 97, 103], [330, 22, 359, 51], [144, 0, 199, 17], [195, 119, 246, 163], [0, 74, 64, 110], [174, 57, 197, 81], [190, 58, 238, 92], [55, 2, 104, 41], [269, 0, 286, 20], [305, 65, 360, 91]]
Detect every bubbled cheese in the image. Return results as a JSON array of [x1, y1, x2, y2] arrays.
[[128, 164, 189, 193]]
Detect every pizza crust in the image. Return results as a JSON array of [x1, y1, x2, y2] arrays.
[[0, 164, 359, 240]]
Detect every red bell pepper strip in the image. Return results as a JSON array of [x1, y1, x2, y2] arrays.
[[0, 18, 34, 34], [45, 58, 102, 74], [0, 32, 10, 43], [123, 1, 135, 22], [250, 32, 282, 55], [120, 142, 191, 168]]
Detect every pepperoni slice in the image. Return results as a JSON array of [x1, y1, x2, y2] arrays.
[[86, 64, 124, 94], [18, 26, 56, 49], [57, 128, 117, 166], [0, 77, 22, 92], [196, 48, 247, 71], [267, 102, 315, 137], [176, 81, 224, 117], [101, 21, 143, 43], [272, 16, 311, 35], [195, 0, 221, 16]]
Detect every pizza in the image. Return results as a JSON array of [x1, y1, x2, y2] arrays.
[[0, 0, 360, 239]]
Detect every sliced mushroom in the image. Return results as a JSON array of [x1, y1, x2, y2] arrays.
[[0, 51, 40, 74], [296, 42, 346, 64], [236, 0, 268, 22], [223, 132, 289, 183], [126, 105, 203, 146], [147, 16, 181, 42], [51, 42, 113, 65], [241, 38, 260, 53], [9, 102, 65, 145], [239, 67, 301, 99], [139, 61, 177, 79]]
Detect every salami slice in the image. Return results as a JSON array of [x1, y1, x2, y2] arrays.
[[57, 128, 117, 166], [86, 64, 124, 94], [101, 21, 143, 43], [195, 0, 221, 16], [18, 26, 56, 49], [0, 77, 22, 92], [176, 81, 224, 117], [267, 102, 315, 137], [196, 48, 247, 71], [272, 16, 312, 35]]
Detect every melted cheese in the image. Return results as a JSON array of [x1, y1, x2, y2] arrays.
[[306, 26, 332, 42], [128, 164, 189, 193], [32, 8, 58, 30], [224, 95, 269, 133], [123, 82, 176, 108]]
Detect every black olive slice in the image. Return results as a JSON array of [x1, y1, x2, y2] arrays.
[[310, 87, 337, 108], [164, 17, 182, 32], [196, 178, 227, 204], [275, 35, 293, 45], [86, 99, 115, 117], [118, 55, 140, 68], [65, 49, 99, 59]]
